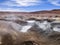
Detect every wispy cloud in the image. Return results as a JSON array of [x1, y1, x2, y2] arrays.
[[48, 0, 60, 6], [0, 0, 20, 7], [0, 0, 43, 12], [0, 0, 60, 12], [0, 8, 28, 12], [0, 0, 42, 7], [14, 0, 42, 6]]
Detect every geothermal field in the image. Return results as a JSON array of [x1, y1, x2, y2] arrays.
[[0, 9, 60, 45]]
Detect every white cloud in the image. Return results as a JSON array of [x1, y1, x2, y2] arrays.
[[14, 0, 42, 6], [1, 0, 42, 6], [0, 0, 43, 12], [48, 0, 60, 6], [0, 8, 27, 12], [0, 1, 20, 7]]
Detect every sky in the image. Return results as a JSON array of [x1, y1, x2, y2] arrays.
[[0, 0, 60, 12]]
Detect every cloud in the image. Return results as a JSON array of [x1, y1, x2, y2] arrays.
[[0, 0, 43, 12], [0, 0, 20, 7], [14, 0, 42, 6], [0, 0, 42, 7], [48, 0, 60, 6], [0, 8, 27, 12]]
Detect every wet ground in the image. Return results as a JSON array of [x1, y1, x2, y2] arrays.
[[0, 15, 60, 45]]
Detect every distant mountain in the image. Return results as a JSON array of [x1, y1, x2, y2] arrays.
[[0, 9, 60, 14], [0, 9, 60, 19], [30, 9, 60, 14]]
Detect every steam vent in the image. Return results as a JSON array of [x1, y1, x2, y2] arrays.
[[0, 10, 60, 45]]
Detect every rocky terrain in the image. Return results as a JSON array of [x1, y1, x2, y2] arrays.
[[0, 9, 60, 45]]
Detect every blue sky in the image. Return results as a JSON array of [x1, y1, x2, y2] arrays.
[[0, 0, 60, 12]]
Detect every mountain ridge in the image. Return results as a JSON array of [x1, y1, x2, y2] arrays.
[[0, 9, 60, 14]]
